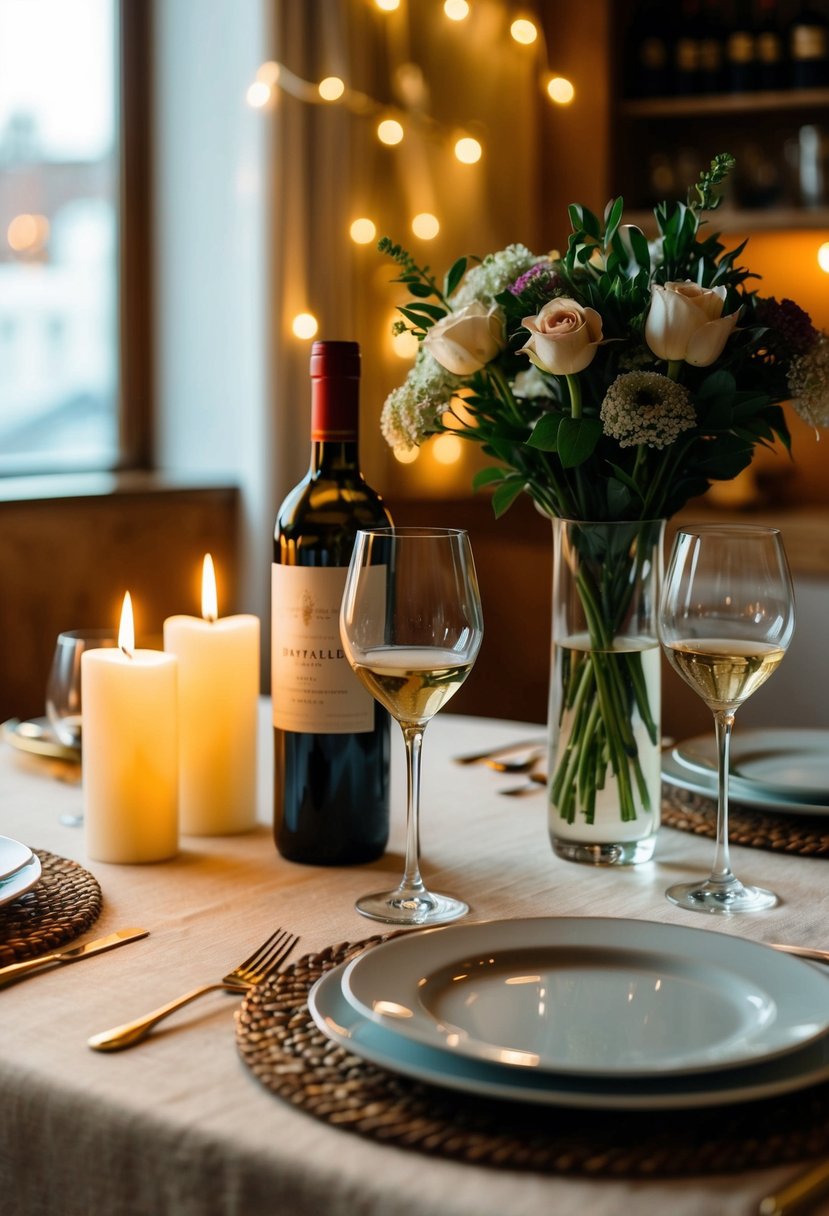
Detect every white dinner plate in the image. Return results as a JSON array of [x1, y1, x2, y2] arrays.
[[0, 851, 41, 907], [309, 957, 829, 1111], [662, 729, 829, 816], [0, 835, 33, 883], [340, 918, 829, 1078]]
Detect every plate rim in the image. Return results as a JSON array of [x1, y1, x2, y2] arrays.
[[0, 851, 41, 907], [662, 741, 829, 815], [672, 728, 829, 804], [0, 835, 34, 883], [310, 960, 829, 1112], [341, 916, 829, 1078]]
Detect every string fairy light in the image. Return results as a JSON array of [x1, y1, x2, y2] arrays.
[[350, 217, 378, 244], [819, 242, 829, 274], [291, 313, 319, 340]]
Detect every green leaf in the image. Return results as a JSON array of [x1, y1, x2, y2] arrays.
[[472, 466, 507, 490], [606, 462, 643, 498], [557, 416, 603, 468], [444, 257, 467, 297], [406, 280, 439, 299], [492, 477, 527, 517], [525, 412, 560, 451], [607, 476, 635, 515], [397, 307, 428, 331], [401, 302, 446, 321]]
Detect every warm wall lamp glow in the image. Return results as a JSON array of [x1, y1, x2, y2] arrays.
[[350, 217, 377, 244], [377, 118, 404, 145], [319, 76, 345, 101], [819, 242, 829, 273], [412, 212, 440, 239], [392, 328, 419, 359], [454, 137, 482, 164], [7, 213, 49, 254], [393, 444, 419, 464], [432, 434, 463, 465], [547, 76, 575, 104], [375, 0, 400, 9], [510, 18, 538, 45], [292, 313, 319, 340], [246, 81, 271, 108], [444, 0, 470, 18]]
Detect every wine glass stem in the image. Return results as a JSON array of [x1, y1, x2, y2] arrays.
[[710, 709, 737, 887], [399, 723, 427, 898]]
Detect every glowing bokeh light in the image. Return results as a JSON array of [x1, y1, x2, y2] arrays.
[[246, 81, 271, 109], [412, 212, 440, 239], [432, 434, 463, 464], [350, 217, 377, 244], [818, 242, 829, 273], [444, 0, 470, 18], [292, 313, 319, 340], [454, 136, 482, 164], [7, 213, 49, 254], [393, 444, 419, 464], [319, 76, 345, 101], [376, 0, 400, 9], [377, 118, 404, 145], [510, 18, 537, 44], [547, 76, 575, 104], [256, 61, 281, 86], [392, 329, 419, 359]]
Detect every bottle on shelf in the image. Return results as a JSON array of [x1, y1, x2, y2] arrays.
[[625, 0, 674, 97], [272, 340, 392, 865], [674, 0, 703, 95], [754, 0, 785, 90], [725, 0, 758, 91], [698, 0, 726, 94], [788, 2, 829, 88]]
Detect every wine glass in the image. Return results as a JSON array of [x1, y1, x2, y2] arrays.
[[340, 527, 484, 925], [46, 629, 116, 826], [659, 525, 795, 913]]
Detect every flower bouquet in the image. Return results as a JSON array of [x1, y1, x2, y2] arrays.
[[380, 154, 828, 862]]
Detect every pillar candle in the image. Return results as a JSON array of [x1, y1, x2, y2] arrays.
[[82, 592, 179, 863], [163, 555, 260, 835]]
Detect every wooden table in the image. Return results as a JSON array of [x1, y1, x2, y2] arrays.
[[2, 704, 829, 1216]]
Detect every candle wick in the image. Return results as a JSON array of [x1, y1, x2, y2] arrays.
[[205, 613, 217, 625], [120, 646, 133, 659]]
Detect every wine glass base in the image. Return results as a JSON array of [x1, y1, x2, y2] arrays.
[[356, 888, 469, 927], [666, 879, 778, 914]]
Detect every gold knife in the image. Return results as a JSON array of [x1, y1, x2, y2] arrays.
[[0, 927, 149, 987]]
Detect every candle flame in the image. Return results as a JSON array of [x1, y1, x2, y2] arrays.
[[202, 554, 218, 623], [118, 592, 135, 658]]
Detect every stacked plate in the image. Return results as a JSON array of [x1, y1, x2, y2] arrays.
[[662, 727, 829, 816], [309, 917, 829, 1110], [0, 835, 41, 907]]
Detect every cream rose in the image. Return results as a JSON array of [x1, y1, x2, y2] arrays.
[[422, 302, 505, 376], [645, 280, 741, 367], [519, 298, 603, 376]]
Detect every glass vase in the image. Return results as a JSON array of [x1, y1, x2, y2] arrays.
[[547, 518, 665, 866]]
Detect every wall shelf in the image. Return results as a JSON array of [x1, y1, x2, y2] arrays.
[[622, 87, 829, 120]]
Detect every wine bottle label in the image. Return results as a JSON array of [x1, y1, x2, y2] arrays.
[[271, 564, 376, 734], [727, 32, 754, 64], [792, 25, 828, 61], [756, 32, 782, 64], [640, 36, 668, 71]]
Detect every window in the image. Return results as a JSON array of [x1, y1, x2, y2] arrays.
[[0, 0, 121, 474]]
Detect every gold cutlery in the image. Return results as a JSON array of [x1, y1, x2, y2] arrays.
[[485, 749, 545, 774], [0, 927, 149, 987], [500, 771, 548, 797], [88, 927, 299, 1052], [757, 1158, 829, 1215], [769, 943, 829, 966], [453, 737, 546, 765]]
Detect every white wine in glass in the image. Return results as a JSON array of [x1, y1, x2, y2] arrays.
[[659, 525, 795, 913], [340, 528, 484, 926]]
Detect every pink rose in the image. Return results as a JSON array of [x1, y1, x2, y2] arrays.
[[520, 298, 603, 376]]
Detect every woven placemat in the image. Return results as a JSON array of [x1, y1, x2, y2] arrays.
[[662, 785, 829, 857], [0, 849, 102, 966], [236, 938, 829, 1177]]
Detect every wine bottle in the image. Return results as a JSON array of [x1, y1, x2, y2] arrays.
[[674, 0, 702, 95], [626, 0, 673, 98], [272, 340, 392, 865], [754, 0, 784, 90], [725, 0, 757, 91], [788, 2, 829, 88]]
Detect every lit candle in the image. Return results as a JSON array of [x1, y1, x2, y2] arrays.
[[163, 555, 260, 835], [81, 592, 179, 863]]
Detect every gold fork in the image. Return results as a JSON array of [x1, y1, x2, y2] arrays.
[[88, 927, 299, 1052]]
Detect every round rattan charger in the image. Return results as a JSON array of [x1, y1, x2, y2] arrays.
[[662, 785, 829, 857], [237, 938, 829, 1178], [0, 848, 102, 967]]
